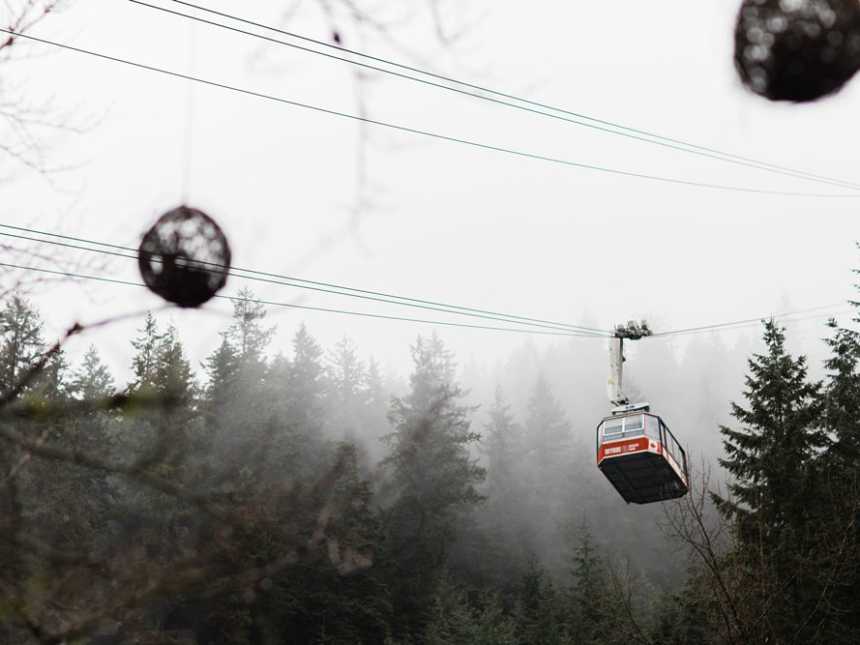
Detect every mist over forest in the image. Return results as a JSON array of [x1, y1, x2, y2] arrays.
[[1, 268, 859, 643], [3, 0, 860, 643]]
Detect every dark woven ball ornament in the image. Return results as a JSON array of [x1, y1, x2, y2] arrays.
[[735, 0, 860, 102], [138, 206, 231, 308]]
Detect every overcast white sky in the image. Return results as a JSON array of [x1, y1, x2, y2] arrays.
[[1, 0, 858, 382]]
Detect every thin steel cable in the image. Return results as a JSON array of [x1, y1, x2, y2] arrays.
[[0, 228, 610, 335], [134, 0, 860, 192], [654, 311, 853, 338], [652, 304, 848, 338], [0, 225, 609, 334], [2, 224, 850, 340], [2, 256, 846, 342], [0, 261, 604, 337], [3, 27, 859, 200]]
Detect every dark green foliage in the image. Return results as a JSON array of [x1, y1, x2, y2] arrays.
[[516, 559, 569, 645], [649, 570, 712, 645], [714, 320, 825, 526], [203, 335, 238, 413], [712, 319, 850, 643], [815, 305, 860, 642], [71, 345, 115, 400], [129, 311, 165, 394], [0, 293, 45, 399], [424, 574, 517, 645], [566, 522, 611, 645], [9, 259, 860, 645], [381, 334, 485, 641]]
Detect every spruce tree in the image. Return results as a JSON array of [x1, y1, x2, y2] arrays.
[[0, 293, 45, 398], [381, 333, 485, 640], [472, 387, 530, 591], [362, 357, 390, 463], [481, 386, 521, 498], [714, 320, 824, 524], [524, 374, 572, 482], [128, 311, 163, 394], [523, 374, 572, 564], [713, 320, 826, 643], [383, 334, 485, 520], [42, 346, 116, 545], [566, 522, 611, 645], [817, 307, 860, 642], [154, 324, 196, 405], [823, 318, 860, 466], [516, 559, 569, 645], [226, 287, 273, 369], [204, 291, 275, 483], [424, 575, 517, 645], [70, 345, 115, 401], [202, 334, 238, 412], [326, 335, 367, 443], [286, 323, 327, 444]]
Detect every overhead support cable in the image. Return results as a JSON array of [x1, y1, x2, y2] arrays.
[[3, 26, 859, 199], [2, 227, 849, 341], [651, 304, 848, 338], [128, 0, 860, 192], [0, 225, 610, 336], [0, 261, 605, 338]]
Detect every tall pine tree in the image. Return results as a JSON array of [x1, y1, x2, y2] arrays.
[[0, 293, 45, 399], [713, 320, 825, 643], [381, 333, 485, 641]]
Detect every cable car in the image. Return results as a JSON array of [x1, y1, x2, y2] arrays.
[[596, 403, 688, 504], [597, 324, 689, 504]]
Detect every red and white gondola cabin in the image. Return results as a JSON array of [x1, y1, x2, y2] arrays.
[[596, 404, 689, 504]]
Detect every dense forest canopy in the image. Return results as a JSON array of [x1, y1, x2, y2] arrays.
[[0, 261, 858, 643]]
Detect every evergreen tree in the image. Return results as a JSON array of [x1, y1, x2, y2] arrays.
[[326, 335, 367, 443], [154, 324, 196, 405], [39, 346, 116, 547], [363, 357, 391, 463], [566, 522, 611, 645], [649, 571, 713, 645], [823, 317, 860, 466], [128, 311, 163, 394], [516, 559, 570, 645], [202, 334, 239, 412], [471, 387, 530, 592], [203, 293, 276, 488], [523, 374, 572, 564], [713, 320, 826, 643], [424, 574, 517, 645], [35, 347, 68, 403], [70, 345, 115, 401], [481, 386, 521, 498], [382, 333, 485, 640], [524, 374, 572, 482], [714, 320, 824, 523], [816, 306, 860, 642], [0, 293, 45, 398], [286, 323, 327, 445], [226, 287, 274, 369]]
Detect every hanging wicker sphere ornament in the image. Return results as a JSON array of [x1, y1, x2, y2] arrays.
[[138, 206, 231, 308], [735, 0, 860, 102]]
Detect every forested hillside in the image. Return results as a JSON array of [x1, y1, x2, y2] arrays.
[[0, 269, 858, 644]]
